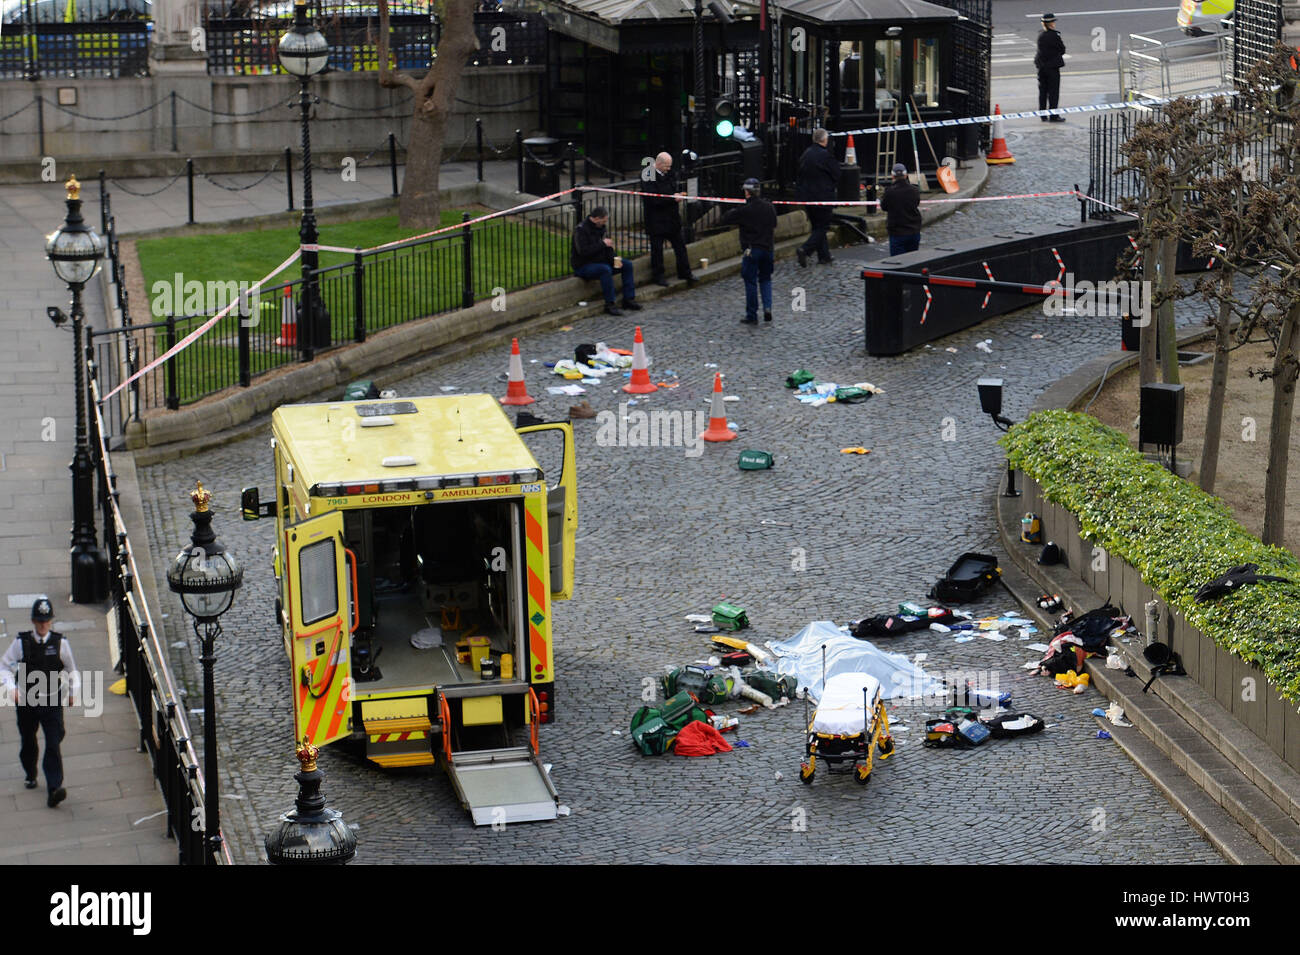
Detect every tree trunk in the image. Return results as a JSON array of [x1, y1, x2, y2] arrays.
[[1198, 288, 1233, 493], [1158, 191, 1182, 385], [1138, 237, 1157, 386], [1262, 301, 1300, 546], [395, 0, 480, 229]]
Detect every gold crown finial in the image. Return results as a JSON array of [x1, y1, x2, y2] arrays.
[[190, 481, 212, 512], [296, 736, 318, 772], [65, 175, 80, 201]]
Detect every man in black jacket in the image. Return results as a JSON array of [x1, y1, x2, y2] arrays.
[[1035, 13, 1067, 122], [719, 178, 779, 324], [642, 152, 698, 287], [880, 163, 922, 256], [794, 128, 840, 267], [571, 207, 641, 316]]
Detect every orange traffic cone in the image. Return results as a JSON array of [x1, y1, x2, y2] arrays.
[[499, 338, 536, 406], [274, 286, 296, 347], [844, 134, 857, 166], [986, 105, 1015, 165], [700, 372, 737, 443], [622, 326, 658, 395]]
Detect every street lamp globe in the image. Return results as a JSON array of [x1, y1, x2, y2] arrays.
[[277, 1, 330, 77], [167, 482, 243, 624], [45, 175, 103, 287]]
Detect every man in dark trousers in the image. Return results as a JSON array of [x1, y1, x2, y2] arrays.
[[0, 597, 78, 807], [571, 206, 642, 316], [719, 178, 778, 325], [794, 128, 840, 267], [880, 163, 922, 256], [642, 152, 698, 287], [1035, 13, 1067, 121]]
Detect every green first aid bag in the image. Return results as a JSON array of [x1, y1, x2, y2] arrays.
[[662, 666, 730, 705], [738, 449, 775, 470], [343, 380, 380, 401], [785, 369, 815, 388], [745, 669, 797, 701], [712, 602, 750, 631], [631, 716, 675, 755], [832, 386, 872, 404]]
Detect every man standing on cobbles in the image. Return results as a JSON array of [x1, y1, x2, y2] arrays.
[[794, 128, 840, 267], [880, 163, 922, 256], [1035, 13, 1066, 122], [0, 597, 78, 808], [718, 178, 778, 325], [642, 152, 699, 287]]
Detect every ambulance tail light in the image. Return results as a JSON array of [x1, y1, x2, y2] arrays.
[[538, 690, 551, 724]]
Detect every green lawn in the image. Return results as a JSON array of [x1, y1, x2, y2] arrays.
[[135, 211, 575, 405]]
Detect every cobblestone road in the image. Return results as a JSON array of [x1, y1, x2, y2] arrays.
[[137, 121, 1224, 863]]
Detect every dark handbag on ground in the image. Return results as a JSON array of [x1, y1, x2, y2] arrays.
[[928, 552, 1001, 604]]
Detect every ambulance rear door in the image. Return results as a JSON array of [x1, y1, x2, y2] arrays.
[[285, 509, 354, 747], [516, 422, 577, 600]]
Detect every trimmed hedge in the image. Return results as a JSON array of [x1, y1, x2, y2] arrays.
[[1002, 409, 1300, 706]]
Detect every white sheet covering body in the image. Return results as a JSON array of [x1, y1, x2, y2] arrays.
[[768, 621, 945, 702], [811, 672, 881, 737]]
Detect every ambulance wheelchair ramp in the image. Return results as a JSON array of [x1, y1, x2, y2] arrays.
[[445, 747, 560, 826], [363, 712, 437, 769]]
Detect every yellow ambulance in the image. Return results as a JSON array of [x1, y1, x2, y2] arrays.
[[241, 393, 575, 825]]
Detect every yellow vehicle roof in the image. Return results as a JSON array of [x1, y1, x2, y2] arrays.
[[272, 394, 541, 491]]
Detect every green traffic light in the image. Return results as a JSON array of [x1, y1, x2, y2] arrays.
[[715, 119, 735, 138]]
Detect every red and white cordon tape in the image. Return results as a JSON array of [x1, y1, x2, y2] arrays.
[[100, 249, 303, 404], [99, 184, 1115, 405], [921, 283, 933, 325], [981, 261, 994, 310]]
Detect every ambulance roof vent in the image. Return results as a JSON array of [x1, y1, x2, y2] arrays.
[[382, 455, 417, 467], [360, 416, 395, 428], [356, 401, 418, 417]]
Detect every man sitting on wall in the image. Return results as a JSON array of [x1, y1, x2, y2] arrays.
[[571, 207, 642, 317]]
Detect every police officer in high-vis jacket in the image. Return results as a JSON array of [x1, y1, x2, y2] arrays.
[[0, 597, 79, 807]]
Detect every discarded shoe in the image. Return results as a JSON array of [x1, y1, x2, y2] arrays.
[[568, 400, 596, 419], [1037, 593, 1063, 613]]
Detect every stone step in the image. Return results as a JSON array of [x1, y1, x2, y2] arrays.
[[997, 503, 1300, 864]]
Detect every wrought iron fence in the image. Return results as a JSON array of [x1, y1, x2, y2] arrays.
[[0, 0, 151, 80], [91, 147, 741, 433], [1233, 0, 1281, 88], [1086, 98, 1288, 218], [86, 373, 226, 865], [934, 0, 992, 152], [201, 3, 546, 76]]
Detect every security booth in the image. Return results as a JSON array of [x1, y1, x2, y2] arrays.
[[524, 0, 763, 175], [770, 0, 991, 192]]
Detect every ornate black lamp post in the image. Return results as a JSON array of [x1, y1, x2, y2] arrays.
[[278, 0, 331, 361], [45, 174, 106, 605], [167, 481, 243, 864], [265, 737, 357, 865]]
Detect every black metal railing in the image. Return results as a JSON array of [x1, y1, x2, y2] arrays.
[[86, 374, 225, 865], [91, 146, 741, 430], [1087, 99, 1287, 218], [201, 3, 546, 76], [0, 8, 151, 80]]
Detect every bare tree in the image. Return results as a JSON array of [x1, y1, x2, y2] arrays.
[[1118, 97, 1218, 387], [378, 0, 480, 228], [1203, 48, 1300, 545]]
